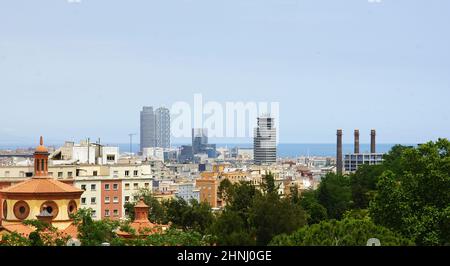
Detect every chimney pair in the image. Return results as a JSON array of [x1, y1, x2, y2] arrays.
[[336, 129, 377, 174], [353, 129, 376, 154]]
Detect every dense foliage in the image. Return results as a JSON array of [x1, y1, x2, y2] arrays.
[[269, 218, 414, 246]]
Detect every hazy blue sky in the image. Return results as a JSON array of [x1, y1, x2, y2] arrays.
[[0, 0, 449, 145]]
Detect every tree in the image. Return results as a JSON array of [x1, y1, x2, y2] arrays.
[[250, 193, 306, 245], [209, 210, 256, 246], [370, 139, 450, 245], [317, 173, 352, 219], [124, 188, 167, 223], [350, 164, 385, 209], [164, 198, 215, 234], [0, 232, 31, 246], [71, 208, 121, 246], [299, 190, 328, 225], [269, 218, 414, 246]]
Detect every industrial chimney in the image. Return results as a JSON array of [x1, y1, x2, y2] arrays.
[[354, 129, 360, 154], [371, 129, 376, 154], [336, 129, 343, 175]]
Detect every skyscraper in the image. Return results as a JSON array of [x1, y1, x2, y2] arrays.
[[140, 106, 155, 152], [253, 115, 277, 165], [155, 107, 171, 149]]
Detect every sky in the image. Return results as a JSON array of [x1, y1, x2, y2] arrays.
[[0, 0, 449, 145]]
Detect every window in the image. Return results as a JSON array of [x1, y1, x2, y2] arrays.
[[81, 185, 86, 191], [113, 197, 118, 203], [144, 183, 150, 188], [91, 184, 96, 191], [113, 184, 118, 190], [133, 183, 138, 189], [125, 171, 130, 177], [92, 210, 97, 218], [113, 209, 119, 217], [105, 209, 110, 217], [107, 155, 115, 161], [125, 196, 130, 202], [93, 171, 98, 176], [133, 170, 138, 176], [68, 171, 73, 178], [91, 197, 96, 204], [124, 183, 130, 190], [104, 184, 110, 190], [58, 172, 63, 178], [105, 197, 110, 203], [81, 198, 86, 205], [133, 196, 138, 201]]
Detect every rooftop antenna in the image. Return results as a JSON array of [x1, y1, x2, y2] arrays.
[[129, 133, 137, 156]]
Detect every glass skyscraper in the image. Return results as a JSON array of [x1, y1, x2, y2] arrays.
[[253, 115, 277, 165]]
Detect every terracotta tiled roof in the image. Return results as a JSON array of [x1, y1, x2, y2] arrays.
[[62, 223, 78, 239], [0, 177, 83, 194], [1, 223, 34, 237]]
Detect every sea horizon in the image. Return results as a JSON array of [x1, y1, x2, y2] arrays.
[[0, 142, 416, 158]]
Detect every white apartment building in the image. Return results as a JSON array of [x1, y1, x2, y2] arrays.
[[74, 179, 102, 220]]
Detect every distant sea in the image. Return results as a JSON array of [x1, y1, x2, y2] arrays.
[[0, 143, 411, 158], [117, 143, 407, 158]]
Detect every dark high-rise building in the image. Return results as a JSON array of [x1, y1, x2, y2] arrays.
[[254, 115, 277, 165], [191, 128, 216, 159], [192, 128, 208, 154], [178, 145, 193, 163], [140, 106, 155, 152]]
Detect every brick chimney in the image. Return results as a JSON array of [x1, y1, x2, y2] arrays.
[[371, 129, 376, 154], [354, 129, 360, 154], [336, 129, 343, 175]]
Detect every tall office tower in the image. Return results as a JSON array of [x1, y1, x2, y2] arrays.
[[140, 106, 156, 152], [336, 129, 343, 175], [253, 115, 277, 165], [155, 107, 171, 148]]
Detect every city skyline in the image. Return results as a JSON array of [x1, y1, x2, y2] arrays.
[[1, 1, 449, 145]]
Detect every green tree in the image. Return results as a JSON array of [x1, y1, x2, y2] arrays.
[[124, 188, 168, 223], [350, 164, 385, 209], [370, 139, 450, 245], [269, 218, 414, 246], [250, 193, 306, 245], [299, 190, 328, 225], [164, 198, 214, 234], [317, 173, 352, 219], [71, 208, 121, 246], [208, 210, 255, 246]]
